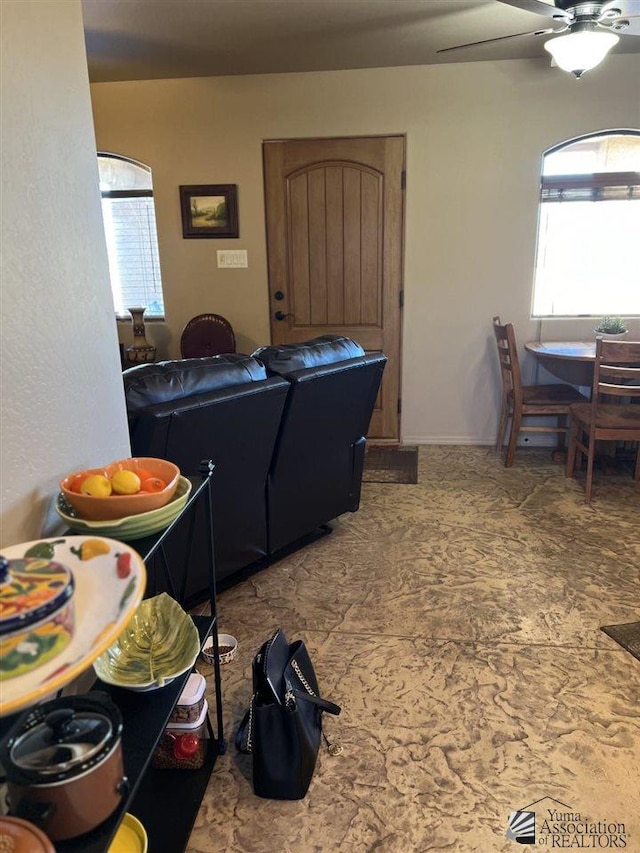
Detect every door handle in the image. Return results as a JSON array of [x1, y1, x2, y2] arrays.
[[274, 311, 294, 321]]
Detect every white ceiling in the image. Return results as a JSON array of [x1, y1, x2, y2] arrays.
[[82, 0, 640, 83]]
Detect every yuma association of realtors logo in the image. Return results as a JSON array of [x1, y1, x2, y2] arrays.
[[507, 807, 537, 844], [506, 797, 628, 847]]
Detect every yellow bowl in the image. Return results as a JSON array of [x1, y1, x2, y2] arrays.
[[60, 458, 179, 521], [108, 813, 148, 853]]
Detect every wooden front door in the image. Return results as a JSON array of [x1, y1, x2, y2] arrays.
[[263, 135, 405, 439]]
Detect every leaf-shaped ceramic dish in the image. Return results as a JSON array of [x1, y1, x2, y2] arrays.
[[93, 593, 200, 691], [55, 477, 192, 541]]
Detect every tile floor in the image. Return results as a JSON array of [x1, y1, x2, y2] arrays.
[[187, 447, 640, 853]]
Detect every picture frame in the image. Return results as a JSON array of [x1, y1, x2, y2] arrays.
[[179, 184, 239, 238]]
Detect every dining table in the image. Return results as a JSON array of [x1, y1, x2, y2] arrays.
[[524, 341, 596, 388]]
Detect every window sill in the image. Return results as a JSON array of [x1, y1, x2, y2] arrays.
[[116, 316, 165, 323]]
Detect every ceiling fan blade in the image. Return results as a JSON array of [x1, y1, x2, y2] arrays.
[[599, 0, 640, 13], [598, 12, 640, 34], [437, 27, 559, 53], [600, 12, 640, 19], [496, 0, 570, 19]]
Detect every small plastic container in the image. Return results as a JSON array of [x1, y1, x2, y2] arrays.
[[168, 672, 206, 724], [151, 700, 209, 770]]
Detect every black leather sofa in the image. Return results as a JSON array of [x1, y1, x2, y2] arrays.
[[123, 337, 386, 606]]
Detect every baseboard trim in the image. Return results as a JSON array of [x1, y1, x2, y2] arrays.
[[402, 435, 560, 447]]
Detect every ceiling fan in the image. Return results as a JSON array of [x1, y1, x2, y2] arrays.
[[438, 0, 640, 78]]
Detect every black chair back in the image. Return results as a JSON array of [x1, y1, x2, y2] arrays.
[[254, 336, 387, 552], [124, 355, 289, 602]]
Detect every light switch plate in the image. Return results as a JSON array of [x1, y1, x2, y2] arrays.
[[217, 250, 248, 268]]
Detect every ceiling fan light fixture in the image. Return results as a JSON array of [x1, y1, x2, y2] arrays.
[[544, 29, 620, 78]]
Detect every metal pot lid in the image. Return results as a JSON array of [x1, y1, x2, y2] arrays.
[[10, 707, 113, 776], [0, 554, 74, 636], [1, 692, 123, 785]]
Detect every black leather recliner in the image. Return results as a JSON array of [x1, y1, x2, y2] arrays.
[[253, 335, 387, 553], [123, 354, 289, 602]]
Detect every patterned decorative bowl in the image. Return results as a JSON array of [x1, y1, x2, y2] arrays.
[[0, 537, 146, 717], [200, 633, 237, 666], [0, 555, 75, 682], [93, 593, 200, 691], [56, 477, 192, 541], [60, 458, 180, 521]]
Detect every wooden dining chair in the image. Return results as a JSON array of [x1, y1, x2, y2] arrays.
[[180, 313, 236, 358], [492, 317, 588, 467], [565, 338, 640, 503]]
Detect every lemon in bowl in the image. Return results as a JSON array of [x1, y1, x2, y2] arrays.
[[81, 474, 112, 497], [110, 470, 141, 495]]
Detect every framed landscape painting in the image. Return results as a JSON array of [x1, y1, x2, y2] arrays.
[[180, 184, 239, 238]]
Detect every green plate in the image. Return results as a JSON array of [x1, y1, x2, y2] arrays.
[[55, 477, 192, 541], [93, 593, 200, 691]]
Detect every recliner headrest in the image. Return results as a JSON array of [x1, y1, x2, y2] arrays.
[[253, 335, 365, 374], [124, 354, 267, 413]]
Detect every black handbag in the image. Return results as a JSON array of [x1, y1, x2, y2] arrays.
[[236, 628, 341, 800]]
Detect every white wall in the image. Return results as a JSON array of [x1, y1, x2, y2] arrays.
[[90, 56, 640, 446], [0, 0, 130, 547]]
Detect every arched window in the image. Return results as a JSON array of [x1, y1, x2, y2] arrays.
[[98, 153, 165, 319], [532, 130, 640, 318]]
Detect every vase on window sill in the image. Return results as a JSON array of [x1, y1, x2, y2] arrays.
[[125, 306, 156, 367]]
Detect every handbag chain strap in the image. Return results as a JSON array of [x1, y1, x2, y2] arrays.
[[290, 659, 344, 757], [290, 658, 315, 696], [246, 696, 254, 752]]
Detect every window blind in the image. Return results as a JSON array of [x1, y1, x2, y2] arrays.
[[101, 194, 165, 318], [541, 171, 640, 202]]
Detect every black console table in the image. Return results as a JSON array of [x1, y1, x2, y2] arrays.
[[1, 461, 225, 853]]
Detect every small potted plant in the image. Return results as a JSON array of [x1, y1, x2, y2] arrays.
[[594, 316, 628, 339]]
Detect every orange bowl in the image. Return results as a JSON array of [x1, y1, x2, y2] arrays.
[[60, 457, 180, 521]]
